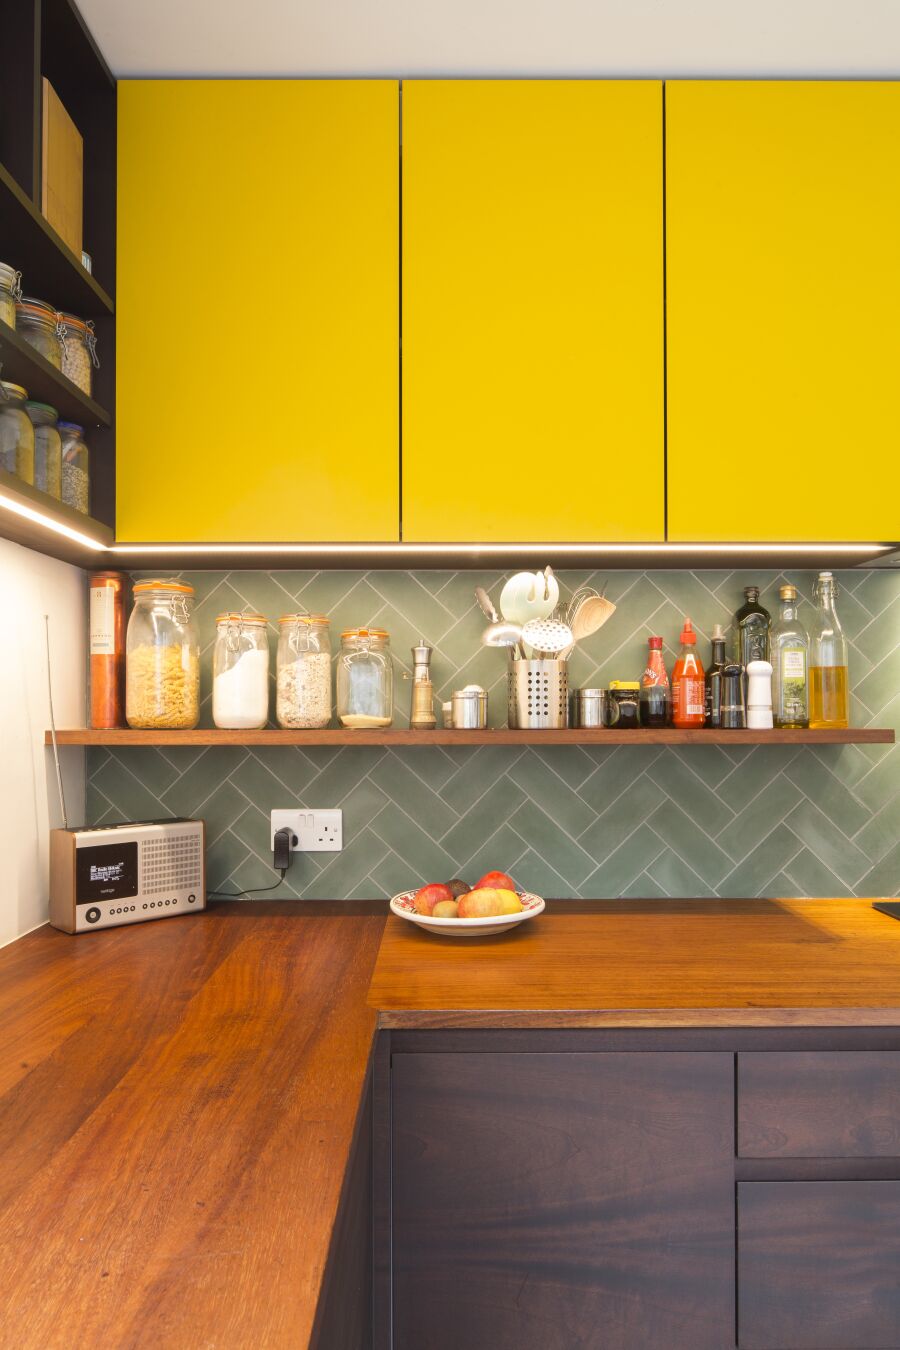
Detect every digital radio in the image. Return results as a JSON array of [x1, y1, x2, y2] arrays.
[[49, 819, 206, 933]]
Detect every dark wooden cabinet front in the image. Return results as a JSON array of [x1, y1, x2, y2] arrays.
[[391, 1051, 736, 1350]]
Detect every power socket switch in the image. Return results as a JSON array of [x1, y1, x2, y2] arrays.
[[270, 809, 343, 853]]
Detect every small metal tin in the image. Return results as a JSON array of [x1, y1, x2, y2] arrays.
[[570, 687, 608, 728], [451, 687, 488, 729]]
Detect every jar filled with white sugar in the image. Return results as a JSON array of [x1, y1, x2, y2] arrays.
[[213, 612, 270, 729], [277, 614, 332, 729]]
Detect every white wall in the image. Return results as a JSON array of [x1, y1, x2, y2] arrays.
[[80, 0, 900, 78], [0, 539, 85, 947]]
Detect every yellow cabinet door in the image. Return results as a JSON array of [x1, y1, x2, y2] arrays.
[[667, 81, 900, 543], [402, 81, 664, 543], [117, 81, 399, 542]]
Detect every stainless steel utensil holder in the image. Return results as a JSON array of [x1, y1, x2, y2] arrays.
[[508, 658, 569, 729]]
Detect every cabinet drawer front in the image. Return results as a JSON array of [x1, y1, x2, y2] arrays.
[[738, 1181, 900, 1349], [739, 1052, 900, 1158]]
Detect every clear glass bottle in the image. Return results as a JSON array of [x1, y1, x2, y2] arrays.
[[59, 422, 90, 513], [809, 572, 849, 729], [771, 584, 810, 729], [58, 312, 99, 396], [25, 401, 62, 498], [337, 628, 393, 728], [15, 297, 63, 369], [0, 381, 35, 482], [276, 614, 332, 729], [126, 580, 200, 729], [734, 586, 771, 669], [0, 261, 22, 328], [213, 612, 270, 729]]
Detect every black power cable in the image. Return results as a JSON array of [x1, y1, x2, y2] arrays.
[[206, 826, 295, 901]]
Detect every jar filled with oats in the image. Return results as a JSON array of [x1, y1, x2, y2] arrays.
[[276, 614, 332, 729], [58, 312, 99, 396], [0, 262, 22, 328], [126, 580, 200, 729], [15, 297, 63, 369]]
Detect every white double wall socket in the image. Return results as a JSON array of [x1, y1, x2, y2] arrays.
[[270, 809, 343, 852]]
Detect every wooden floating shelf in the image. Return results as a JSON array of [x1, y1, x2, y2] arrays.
[[45, 727, 895, 747], [0, 467, 113, 564], [0, 318, 111, 425]]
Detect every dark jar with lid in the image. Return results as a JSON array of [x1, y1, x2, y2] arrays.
[[607, 681, 641, 729]]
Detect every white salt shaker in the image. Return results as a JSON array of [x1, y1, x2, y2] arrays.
[[746, 659, 774, 730]]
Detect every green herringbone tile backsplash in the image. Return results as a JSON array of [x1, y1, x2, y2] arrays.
[[86, 568, 900, 900]]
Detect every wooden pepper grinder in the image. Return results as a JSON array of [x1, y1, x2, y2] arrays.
[[409, 639, 436, 730]]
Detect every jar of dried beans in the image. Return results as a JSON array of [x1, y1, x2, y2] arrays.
[[276, 614, 332, 729], [126, 580, 200, 729]]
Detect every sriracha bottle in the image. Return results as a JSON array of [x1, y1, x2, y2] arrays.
[[671, 618, 706, 728]]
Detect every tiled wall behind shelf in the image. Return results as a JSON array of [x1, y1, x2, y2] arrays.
[[86, 567, 900, 900]]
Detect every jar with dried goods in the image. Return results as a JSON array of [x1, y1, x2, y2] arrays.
[[214, 612, 270, 729], [59, 422, 90, 513], [337, 628, 393, 728], [15, 297, 63, 369], [0, 382, 35, 483], [59, 312, 99, 396], [126, 580, 200, 729], [0, 261, 22, 328], [26, 402, 62, 498], [277, 615, 332, 729]]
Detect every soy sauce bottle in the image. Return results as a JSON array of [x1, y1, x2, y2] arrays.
[[705, 624, 727, 728], [640, 636, 670, 727]]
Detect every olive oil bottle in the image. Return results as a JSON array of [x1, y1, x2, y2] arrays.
[[809, 572, 849, 729], [771, 585, 809, 728]]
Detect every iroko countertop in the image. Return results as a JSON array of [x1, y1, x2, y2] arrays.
[[1, 898, 899, 1348]]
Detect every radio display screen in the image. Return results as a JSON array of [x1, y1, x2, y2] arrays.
[[75, 841, 139, 902]]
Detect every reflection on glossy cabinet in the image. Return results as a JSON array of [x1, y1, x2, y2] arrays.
[[117, 80, 400, 542], [402, 80, 665, 543], [667, 81, 900, 543]]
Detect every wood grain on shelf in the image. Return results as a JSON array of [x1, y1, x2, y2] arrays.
[[44, 725, 895, 746], [369, 898, 900, 1028], [0, 902, 384, 1350]]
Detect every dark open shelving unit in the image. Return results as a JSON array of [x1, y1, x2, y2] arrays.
[[0, 0, 116, 543]]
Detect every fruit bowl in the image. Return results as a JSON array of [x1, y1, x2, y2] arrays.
[[389, 889, 545, 937]]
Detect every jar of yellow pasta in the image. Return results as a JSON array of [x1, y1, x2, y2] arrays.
[[126, 580, 200, 729]]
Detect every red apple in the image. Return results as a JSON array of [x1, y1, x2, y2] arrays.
[[414, 882, 454, 916], [475, 870, 516, 892]]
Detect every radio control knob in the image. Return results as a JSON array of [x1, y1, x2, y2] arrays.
[[85, 907, 101, 924]]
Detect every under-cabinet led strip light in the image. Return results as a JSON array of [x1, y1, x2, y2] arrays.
[[0, 492, 106, 551], [113, 542, 891, 557]]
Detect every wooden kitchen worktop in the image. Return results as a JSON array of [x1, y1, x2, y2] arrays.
[[2, 898, 899, 1348]]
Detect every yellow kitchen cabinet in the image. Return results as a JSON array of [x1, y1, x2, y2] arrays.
[[117, 81, 399, 542], [402, 81, 664, 542], [667, 81, 900, 542]]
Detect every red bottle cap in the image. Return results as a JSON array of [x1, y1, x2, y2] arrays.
[[680, 618, 697, 645], [648, 636, 663, 649]]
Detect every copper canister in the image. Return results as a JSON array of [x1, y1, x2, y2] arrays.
[[89, 571, 127, 727]]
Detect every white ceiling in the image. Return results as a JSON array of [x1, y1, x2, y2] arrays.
[[81, 0, 900, 78]]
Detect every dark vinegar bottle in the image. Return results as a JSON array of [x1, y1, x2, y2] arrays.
[[705, 623, 727, 728]]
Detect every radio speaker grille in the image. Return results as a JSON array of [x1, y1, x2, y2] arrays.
[[139, 833, 203, 895]]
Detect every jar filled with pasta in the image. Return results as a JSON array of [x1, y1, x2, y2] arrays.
[[336, 628, 393, 728], [59, 312, 99, 396], [15, 297, 63, 369], [213, 611, 270, 729], [0, 261, 22, 328], [0, 382, 35, 483], [277, 614, 332, 728], [126, 580, 200, 729], [26, 402, 61, 498]]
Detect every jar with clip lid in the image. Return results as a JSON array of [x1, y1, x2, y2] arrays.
[[0, 261, 22, 328], [213, 611, 270, 729], [126, 580, 200, 729], [337, 628, 393, 728], [277, 614, 332, 729], [0, 382, 35, 483], [15, 297, 63, 369], [59, 312, 100, 397]]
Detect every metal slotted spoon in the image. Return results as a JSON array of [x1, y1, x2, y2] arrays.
[[521, 616, 574, 659]]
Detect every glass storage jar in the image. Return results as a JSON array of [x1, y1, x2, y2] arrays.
[[59, 312, 99, 396], [337, 628, 393, 728], [277, 615, 332, 729], [0, 261, 22, 328], [15, 297, 63, 369], [26, 402, 61, 498], [213, 611, 270, 729], [0, 382, 35, 483], [59, 422, 89, 513], [126, 580, 200, 729]]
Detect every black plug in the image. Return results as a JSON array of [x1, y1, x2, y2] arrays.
[[273, 826, 294, 873]]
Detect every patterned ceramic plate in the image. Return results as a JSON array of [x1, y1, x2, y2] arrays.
[[389, 889, 545, 938]]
